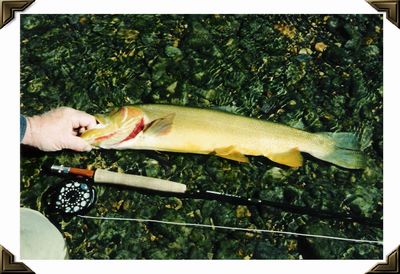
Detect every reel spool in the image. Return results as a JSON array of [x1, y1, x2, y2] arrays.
[[43, 179, 96, 216]]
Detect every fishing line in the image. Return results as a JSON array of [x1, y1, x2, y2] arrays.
[[77, 214, 383, 245], [42, 164, 383, 246]]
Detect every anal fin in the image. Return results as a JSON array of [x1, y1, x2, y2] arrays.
[[265, 148, 303, 168], [214, 146, 249, 163]]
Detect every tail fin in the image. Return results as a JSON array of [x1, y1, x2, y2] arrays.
[[314, 132, 367, 169]]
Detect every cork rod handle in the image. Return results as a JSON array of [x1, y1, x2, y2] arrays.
[[93, 169, 187, 193]]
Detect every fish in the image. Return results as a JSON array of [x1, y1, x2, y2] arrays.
[[80, 104, 366, 169]]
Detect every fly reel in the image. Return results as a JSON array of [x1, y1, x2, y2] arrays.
[[43, 179, 96, 216]]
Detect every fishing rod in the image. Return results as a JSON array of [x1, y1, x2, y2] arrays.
[[42, 164, 381, 228]]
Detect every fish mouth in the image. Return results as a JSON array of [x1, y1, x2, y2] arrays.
[[81, 118, 145, 148], [90, 117, 145, 148], [80, 106, 145, 148]]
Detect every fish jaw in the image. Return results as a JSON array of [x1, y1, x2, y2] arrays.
[[80, 106, 145, 148]]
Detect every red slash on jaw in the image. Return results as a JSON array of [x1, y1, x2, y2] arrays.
[[95, 132, 116, 142], [93, 118, 144, 144]]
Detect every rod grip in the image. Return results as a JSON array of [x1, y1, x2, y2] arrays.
[[93, 169, 187, 193]]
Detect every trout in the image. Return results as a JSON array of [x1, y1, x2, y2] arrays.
[[80, 104, 366, 169]]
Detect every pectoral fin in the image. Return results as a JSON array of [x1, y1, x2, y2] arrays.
[[265, 148, 303, 168], [143, 113, 175, 136], [214, 146, 249, 163]]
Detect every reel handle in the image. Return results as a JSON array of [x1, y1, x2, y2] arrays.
[[94, 169, 187, 193]]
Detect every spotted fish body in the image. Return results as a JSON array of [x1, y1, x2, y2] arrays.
[[81, 104, 366, 169]]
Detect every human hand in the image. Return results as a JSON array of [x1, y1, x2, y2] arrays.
[[22, 107, 97, 152]]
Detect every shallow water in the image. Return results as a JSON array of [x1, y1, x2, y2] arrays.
[[20, 14, 383, 259]]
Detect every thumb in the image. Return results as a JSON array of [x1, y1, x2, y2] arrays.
[[63, 136, 92, 152]]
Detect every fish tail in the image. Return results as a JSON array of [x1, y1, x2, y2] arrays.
[[313, 132, 367, 169]]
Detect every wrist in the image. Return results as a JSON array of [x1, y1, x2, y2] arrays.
[[21, 115, 41, 147]]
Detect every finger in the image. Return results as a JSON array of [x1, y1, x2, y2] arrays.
[[78, 127, 86, 134], [63, 136, 92, 152], [71, 110, 97, 130]]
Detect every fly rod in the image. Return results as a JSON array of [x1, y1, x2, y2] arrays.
[[43, 164, 381, 228]]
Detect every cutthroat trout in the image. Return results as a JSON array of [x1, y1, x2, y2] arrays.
[[81, 104, 366, 169]]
